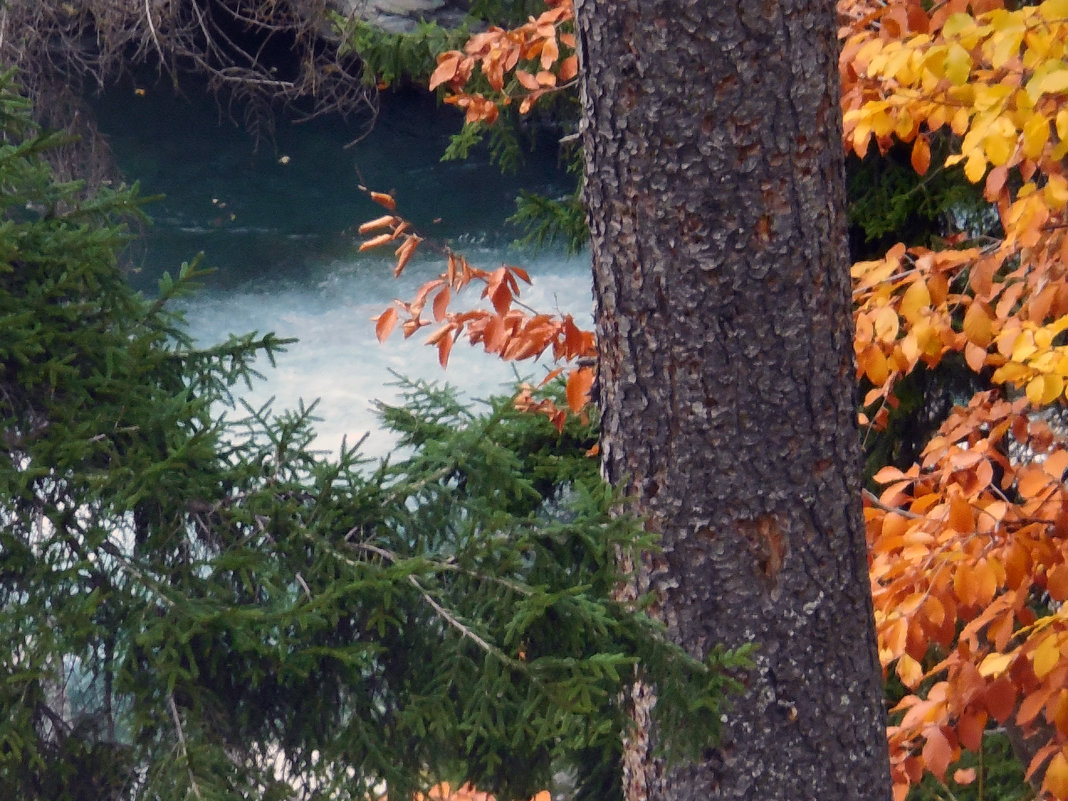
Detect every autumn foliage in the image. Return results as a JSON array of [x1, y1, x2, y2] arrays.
[[361, 182, 595, 428], [360, 0, 1068, 797]]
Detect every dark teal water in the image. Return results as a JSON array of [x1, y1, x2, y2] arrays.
[[92, 82, 571, 291], [90, 83, 591, 458]]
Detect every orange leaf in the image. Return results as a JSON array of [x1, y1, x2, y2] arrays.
[[985, 677, 1016, 723], [394, 235, 420, 277], [540, 35, 559, 70], [1018, 466, 1052, 499], [516, 70, 540, 91], [922, 726, 953, 779], [1027, 743, 1061, 780], [953, 768, 977, 786], [964, 341, 987, 372], [447, 253, 459, 287], [429, 53, 461, 91], [360, 233, 393, 252], [1017, 685, 1054, 727], [538, 366, 565, 387], [558, 54, 578, 82], [433, 286, 451, 323], [957, 707, 987, 752], [954, 564, 979, 606], [963, 302, 993, 348], [491, 281, 513, 315], [1047, 564, 1068, 602], [370, 191, 397, 211], [872, 465, 908, 483], [484, 314, 508, 353], [359, 215, 396, 234], [374, 307, 399, 343], [437, 330, 455, 367], [911, 135, 931, 175], [949, 494, 973, 533], [566, 366, 595, 414], [1043, 449, 1068, 480], [985, 166, 1009, 201]]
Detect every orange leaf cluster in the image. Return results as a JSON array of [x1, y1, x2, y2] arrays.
[[384, 783, 550, 801], [428, 0, 577, 122], [359, 193, 595, 428], [868, 391, 1068, 797], [842, 0, 1068, 797]]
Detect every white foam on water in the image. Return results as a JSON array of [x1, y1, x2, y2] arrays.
[[179, 248, 592, 461]]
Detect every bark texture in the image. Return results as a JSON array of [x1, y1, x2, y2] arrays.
[[574, 1, 892, 799]]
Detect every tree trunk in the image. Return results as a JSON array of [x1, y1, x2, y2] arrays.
[[574, 1, 891, 799]]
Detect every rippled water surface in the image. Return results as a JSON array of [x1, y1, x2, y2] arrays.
[[93, 84, 591, 458]]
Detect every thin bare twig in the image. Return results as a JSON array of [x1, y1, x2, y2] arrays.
[[862, 488, 924, 519], [168, 694, 204, 801]]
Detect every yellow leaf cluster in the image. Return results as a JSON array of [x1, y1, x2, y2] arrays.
[[843, 0, 1068, 796]]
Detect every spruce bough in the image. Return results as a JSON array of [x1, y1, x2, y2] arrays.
[[0, 73, 748, 801]]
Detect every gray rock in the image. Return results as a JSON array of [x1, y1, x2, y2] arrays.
[[327, 0, 470, 33]]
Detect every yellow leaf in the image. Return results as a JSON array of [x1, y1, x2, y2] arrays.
[[945, 41, 973, 85], [874, 306, 900, 342], [872, 110, 895, 138], [1022, 114, 1050, 159], [1027, 374, 1063, 405], [894, 109, 916, 140], [964, 150, 988, 183], [1032, 634, 1062, 679], [942, 12, 977, 39], [973, 83, 1013, 112], [951, 106, 971, 135], [896, 653, 924, 689], [1044, 750, 1068, 799], [1045, 174, 1068, 210], [900, 280, 932, 323], [1038, 375, 1063, 403], [1039, 0, 1068, 19], [989, 27, 1024, 70], [978, 651, 1015, 677], [1011, 330, 1038, 362], [1026, 66, 1068, 104], [985, 130, 1016, 166], [1057, 109, 1068, 141]]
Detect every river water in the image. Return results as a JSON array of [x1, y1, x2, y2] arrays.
[[92, 84, 591, 459]]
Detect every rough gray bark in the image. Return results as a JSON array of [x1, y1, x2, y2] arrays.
[[574, 1, 892, 799]]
